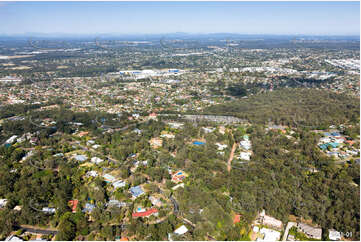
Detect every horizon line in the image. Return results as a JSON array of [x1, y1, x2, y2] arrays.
[[0, 32, 360, 37]]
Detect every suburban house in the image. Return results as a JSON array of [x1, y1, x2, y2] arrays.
[[91, 157, 103, 164], [112, 180, 126, 189], [297, 222, 322, 240], [5, 235, 23, 241], [73, 154, 88, 162], [86, 171, 98, 177], [215, 143, 227, 151], [42, 207, 56, 214], [202, 127, 216, 133], [149, 137, 163, 149], [129, 185, 145, 198], [172, 170, 187, 183], [103, 174, 116, 183], [0, 198, 8, 208], [68, 200, 78, 213], [148, 112, 158, 120], [174, 225, 188, 235], [328, 229, 341, 241], [107, 200, 127, 208], [132, 207, 158, 218], [255, 210, 283, 230], [82, 203, 96, 213], [237, 151, 252, 161], [77, 131, 89, 137], [149, 196, 163, 207], [233, 214, 241, 224], [256, 228, 281, 241], [239, 140, 252, 150]]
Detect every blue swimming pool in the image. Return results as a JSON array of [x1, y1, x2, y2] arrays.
[[193, 141, 205, 145]]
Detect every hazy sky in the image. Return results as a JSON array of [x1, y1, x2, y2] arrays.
[[0, 1, 360, 35]]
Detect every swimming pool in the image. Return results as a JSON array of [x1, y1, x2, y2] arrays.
[[193, 141, 205, 145]]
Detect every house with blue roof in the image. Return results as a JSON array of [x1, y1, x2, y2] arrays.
[[129, 185, 145, 198], [82, 203, 95, 213]]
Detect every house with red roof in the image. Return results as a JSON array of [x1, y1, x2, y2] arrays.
[[68, 200, 78, 213], [148, 112, 157, 120], [132, 208, 158, 218], [172, 170, 187, 183], [233, 214, 241, 224]]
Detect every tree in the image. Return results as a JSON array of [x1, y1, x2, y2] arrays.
[[56, 213, 76, 241]]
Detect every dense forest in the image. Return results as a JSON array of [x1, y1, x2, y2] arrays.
[[204, 88, 360, 128]]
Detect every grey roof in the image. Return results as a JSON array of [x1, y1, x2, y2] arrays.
[[297, 223, 322, 239], [130, 185, 144, 197], [74, 155, 87, 162], [82, 203, 95, 213]]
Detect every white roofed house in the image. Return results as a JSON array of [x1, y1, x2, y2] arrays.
[[263, 214, 283, 229], [328, 229, 341, 241], [0, 198, 8, 208], [86, 171, 98, 177], [202, 127, 216, 133], [215, 143, 227, 151], [256, 209, 283, 230], [237, 151, 252, 161], [149, 195, 162, 207], [5, 235, 23, 241], [73, 154, 87, 162], [257, 228, 281, 241], [239, 139, 252, 150], [112, 180, 126, 189], [4, 135, 18, 145], [297, 223, 322, 240], [91, 156, 104, 164], [42, 207, 56, 214], [174, 225, 188, 235]]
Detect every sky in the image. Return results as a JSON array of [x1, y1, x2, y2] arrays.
[[0, 1, 360, 36]]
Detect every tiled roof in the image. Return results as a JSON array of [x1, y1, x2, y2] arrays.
[[132, 208, 158, 218]]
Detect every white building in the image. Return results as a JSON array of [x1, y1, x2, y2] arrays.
[[112, 180, 126, 189], [297, 223, 322, 240], [91, 157, 104, 164], [238, 151, 251, 161], [42, 207, 56, 214], [174, 225, 188, 235], [5, 235, 24, 241], [257, 209, 283, 230], [202, 127, 216, 133], [329, 229, 341, 241], [257, 228, 281, 241], [215, 143, 227, 151], [239, 140, 252, 150], [86, 171, 98, 177], [160, 133, 175, 139], [5, 135, 18, 144], [0, 199, 8, 208]]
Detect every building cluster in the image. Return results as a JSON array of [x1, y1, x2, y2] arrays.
[[317, 127, 359, 160]]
